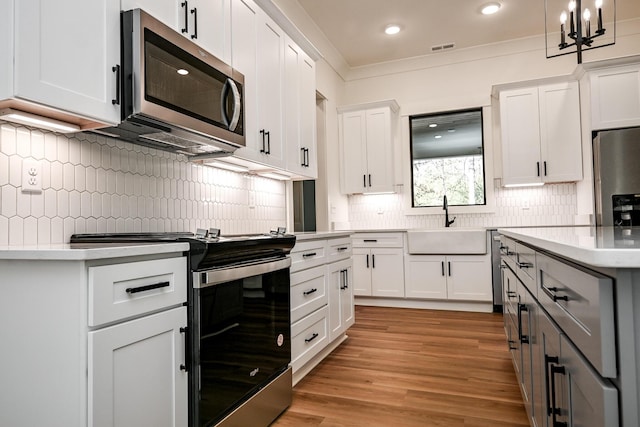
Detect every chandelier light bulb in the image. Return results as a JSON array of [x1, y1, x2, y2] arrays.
[[583, 8, 591, 21], [560, 11, 567, 24], [568, 1, 576, 12], [595, 0, 603, 9]]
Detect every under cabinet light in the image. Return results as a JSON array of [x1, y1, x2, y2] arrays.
[[504, 182, 544, 188], [257, 171, 289, 181], [204, 160, 249, 173], [0, 108, 80, 133]]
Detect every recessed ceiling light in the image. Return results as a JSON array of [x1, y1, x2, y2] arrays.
[[434, 135, 442, 139], [177, 68, 189, 75], [384, 25, 401, 35], [429, 123, 438, 128], [481, 2, 501, 15]]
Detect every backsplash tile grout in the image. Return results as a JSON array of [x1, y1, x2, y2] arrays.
[[0, 122, 286, 246]]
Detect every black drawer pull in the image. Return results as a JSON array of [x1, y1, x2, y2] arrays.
[[302, 252, 317, 258], [190, 7, 198, 39], [303, 288, 317, 296], [337, 246, 349, 252], [542, 285, 569, 302], [181, 1, 189, 34], [508, 340, 517, 351], [516, 261, 533, 269], [305, 332, 319, 343], [363, 239, 378, 242], [126, 281, 170, 294], [179, 326, 189, 372], [518, 303, 529, 344], [112, 65, 120, 105]]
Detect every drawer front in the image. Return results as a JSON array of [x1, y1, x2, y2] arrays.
[[537, 253, 616, 378], [515, 242, 537, 297], [88, 257, 187, 327], [559, 334, 619, 427], [326, 237, 352, 264], [291, 305, 329, 368], [352, 232, 404, 248], [290, 265, 328, 323], [290, 240, 327, 273]]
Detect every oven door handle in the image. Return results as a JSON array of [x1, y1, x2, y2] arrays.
[[197, 257, 291, 288]]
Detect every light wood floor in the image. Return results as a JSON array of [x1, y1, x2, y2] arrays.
[[272, 305, 529, 427]]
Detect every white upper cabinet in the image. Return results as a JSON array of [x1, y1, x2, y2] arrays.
[[231, 0, 285, 169], [121, 0, 231, 63], [499, 81, 582, 186], [589, 63, 640, 130], [339, 100, 399, 194], [284, 37, 317, 179], [13, 0, 121, 125]]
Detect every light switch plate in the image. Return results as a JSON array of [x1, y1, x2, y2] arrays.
[[22, 159, 42, 193]]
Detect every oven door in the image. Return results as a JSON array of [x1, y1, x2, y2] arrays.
[[192, 257, 291, 427]]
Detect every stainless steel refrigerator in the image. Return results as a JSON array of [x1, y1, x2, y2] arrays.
[[593, 127, 640, 227]]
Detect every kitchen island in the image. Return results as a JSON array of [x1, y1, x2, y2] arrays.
[[498, 226, 640, 427]]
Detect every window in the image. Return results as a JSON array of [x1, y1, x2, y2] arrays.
[[409, 108, 486, 208]]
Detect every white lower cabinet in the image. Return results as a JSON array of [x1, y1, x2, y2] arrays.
[[89, 307, 187, 427], [290, 234, 353, 383], [0, 250, 188, 427], [405, 255, 492, 301], [352, 233, 405, 298]]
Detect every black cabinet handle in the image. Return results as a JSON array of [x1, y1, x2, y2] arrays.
[[363, 239, 377, 243], [448, 261, 451, 276], [508, 339, 517, 351], [544, 355, 559, 418], [337, 246, 349, 252], [305, 148, 310, 166], [259, 129, 266, 153], [303, 288, 318, 296], [301, 147, 306, 166], [265, 131, 271, 154], [181, 1, 189, 34], [341, 269, 349, 290], [550, 363, 567, 426], [179, 326, 189, 372], [518, 303, 529, 344], [536, 161, 540, 177], [542, 285, 569, 302], [366, 254, 369, 268], [305, 332, 319, 343], [544, 160, 548, 176], [111, 65, 120, 105], [516, 260, 533, 269], [368, 174, 372, 187], [190, 7, 198, 39], [372, 254, 375, 268], [363, 174, 366, 188], [441, 261, 445, 276], [126, 281, 170, 294], [302, 252, 317, 258]]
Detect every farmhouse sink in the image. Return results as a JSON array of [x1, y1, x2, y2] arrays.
[[407, 228, 487, 254]]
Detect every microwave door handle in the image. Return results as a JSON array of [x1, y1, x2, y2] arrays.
[[221, 78, 241, 131]]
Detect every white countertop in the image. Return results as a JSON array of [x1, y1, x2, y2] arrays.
[[498, 226, 640, 268], [294, 231, 353, 241], [0, 242, 190, 261]]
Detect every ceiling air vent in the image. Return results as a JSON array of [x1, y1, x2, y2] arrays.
[[431, 42, 456, 53]]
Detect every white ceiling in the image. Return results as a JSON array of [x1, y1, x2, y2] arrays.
[[295, 0, 640, 68]]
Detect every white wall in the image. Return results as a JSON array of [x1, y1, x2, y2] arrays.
[[0, 123, 287, 245]]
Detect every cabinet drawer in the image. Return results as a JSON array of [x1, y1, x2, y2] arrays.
[[290, 265, 327, 323], [291, 305, 329, 368], [326, 237, 352, 264], [500, 236, 518, 264], [290, 240, 327, 273], [88, 257, 187, 327], [352, 232, 403, 248], [514, 242, 537, 297], [537, 253, 616, 378], [559, 334, 619, 427]]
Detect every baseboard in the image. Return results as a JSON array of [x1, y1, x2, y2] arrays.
[[292, 334, 349, 386], [354, 297, 494, 313]]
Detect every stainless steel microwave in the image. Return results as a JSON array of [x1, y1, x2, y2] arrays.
[[96, 9, 244, 157]]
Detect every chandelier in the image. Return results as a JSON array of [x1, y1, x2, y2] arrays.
[[545, 0, 616, 63]]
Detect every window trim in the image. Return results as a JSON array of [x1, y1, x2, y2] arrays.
[[400, 105, 496, 216]]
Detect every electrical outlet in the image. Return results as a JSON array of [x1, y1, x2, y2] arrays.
[[22, 159, 42, 194]]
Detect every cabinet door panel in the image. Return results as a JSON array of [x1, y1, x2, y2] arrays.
[[341, 263, 355, 330], [404, 255, 447, 299], [370, 248, 404, 298], [591, 64, 640, 130], [352, 248, 372, 296], [446, 256, 492, 301], [538, 82, 582, 183], [15, 0, 120, 124], [340, 111, 367, 194], [89, 307, 187, 427], [500, 87, 542, 185], [365, 108, 394, 193]]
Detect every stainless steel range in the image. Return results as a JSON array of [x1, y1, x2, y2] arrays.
[[71, 229, 296, 427]]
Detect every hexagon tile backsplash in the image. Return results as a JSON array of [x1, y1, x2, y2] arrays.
[[0, 123, 286, 246]]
